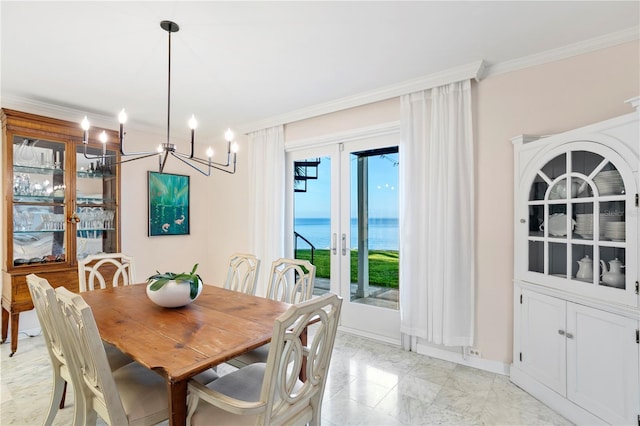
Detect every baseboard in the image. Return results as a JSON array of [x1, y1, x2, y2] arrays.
[[337, 325, 401, 346], [510, 366, 606, 425], [415, 342, 510, 376]]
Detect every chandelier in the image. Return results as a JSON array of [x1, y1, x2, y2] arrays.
[[80, 20, 237, 176]]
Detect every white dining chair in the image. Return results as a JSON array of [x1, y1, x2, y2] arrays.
[[265, 258, 316, 304], [26, 274, 84, 426], [55, 286, 172, 425], [187, 292, 342, 426], [227, 258, 316, 368], [27, 274, 136, 425], [77, 253, 136, 292], [223, 252, 261, 295]]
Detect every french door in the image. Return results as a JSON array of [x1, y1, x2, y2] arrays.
[[286, 132, 400, 343]]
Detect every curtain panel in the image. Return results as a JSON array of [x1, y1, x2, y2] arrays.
[[399, 80, 475, 347], [248, 125, 285, 296]]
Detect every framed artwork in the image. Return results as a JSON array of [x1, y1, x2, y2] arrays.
[[148, 171, 190, 236]]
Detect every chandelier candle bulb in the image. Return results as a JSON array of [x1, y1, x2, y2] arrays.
[[81, 116, 90, 143], [99, 130, 107, 156]]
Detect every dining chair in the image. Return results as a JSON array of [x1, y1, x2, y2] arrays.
[[265, 258, 316, 303], [77, 253, 136, 292], [27, 274, 136, 425], [54, 286, 171, 426], [187, 292, 342, 426], [26, 274, 84, 426], [223, 252, 261, 295], [227, 257, 316, 368]]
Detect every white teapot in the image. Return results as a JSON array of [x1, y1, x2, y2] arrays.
[[576, 255, 593, 280], [600, 258, 625, 288]]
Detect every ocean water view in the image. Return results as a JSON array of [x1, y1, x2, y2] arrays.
[[294, 217, 398, 250]]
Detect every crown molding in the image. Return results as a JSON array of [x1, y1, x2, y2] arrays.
[[485, 26, 639, 77], [1, 94, 162, 136], [239, 60, 486, 135]]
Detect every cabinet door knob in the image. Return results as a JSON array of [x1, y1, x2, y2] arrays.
[[566, 332, 574, 339], [558, 329, 565, 336], [520, 218, 526, 223]]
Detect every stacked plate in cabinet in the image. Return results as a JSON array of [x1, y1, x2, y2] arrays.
[[604, 221, 625, 241], [594, 170, 624, 195], [574, 214, 624, 239], [574, 214, 594, 238]]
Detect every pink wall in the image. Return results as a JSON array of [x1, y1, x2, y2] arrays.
[[475, 40, 639, 362], [279, 40, 639, 364]]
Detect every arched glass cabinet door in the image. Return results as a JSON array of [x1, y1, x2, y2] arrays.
[[524, 142, 634, 305]]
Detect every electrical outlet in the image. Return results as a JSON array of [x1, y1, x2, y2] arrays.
[[466, 347, 482, 357]]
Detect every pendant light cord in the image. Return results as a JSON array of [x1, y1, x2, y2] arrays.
[[166, 29, 172, 146]]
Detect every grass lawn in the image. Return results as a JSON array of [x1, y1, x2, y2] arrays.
[[295, 249, 398, 288]]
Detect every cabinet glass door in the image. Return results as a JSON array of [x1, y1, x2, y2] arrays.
[[76, 146, 118, 259], [12, 137, 67, 265], [527, 149, 627, 292]]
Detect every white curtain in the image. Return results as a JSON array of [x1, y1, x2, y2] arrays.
[[399, 80, 474, 347], [249, 125, 285, 296]]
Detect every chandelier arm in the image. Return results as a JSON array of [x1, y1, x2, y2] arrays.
[[173, 151, 234, 168], [117, 151, 158, 165], [169, 152, 211, 176], [172, 152, 236, 174]]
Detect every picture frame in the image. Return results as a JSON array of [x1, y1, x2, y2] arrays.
[[147, 171, 190, 236]]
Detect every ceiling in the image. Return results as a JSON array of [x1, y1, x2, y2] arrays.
[[1, 1, 639, 145]]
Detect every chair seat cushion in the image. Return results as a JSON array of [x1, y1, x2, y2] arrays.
[[104, 342, 134, 370], [112, 362, 169, 425], [191, 364, 267, 425], [230, 343, 270, 366], [191, 368, 219, 385], [207, 363, 267, 402]]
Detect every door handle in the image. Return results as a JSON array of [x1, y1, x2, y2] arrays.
[[341, 233, 346, 256], [558, 330, 565, 336], [332, 233, 337, 255], [565, 332, 574, 339]]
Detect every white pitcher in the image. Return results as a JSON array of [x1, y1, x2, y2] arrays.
[[576, 255, 593, 280], [600, 258, 625, 288]]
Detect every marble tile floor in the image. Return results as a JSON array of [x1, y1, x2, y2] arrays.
[[1, 330, 572, 426]]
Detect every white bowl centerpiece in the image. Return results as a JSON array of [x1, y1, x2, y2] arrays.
[[146, 263, 203, 308]]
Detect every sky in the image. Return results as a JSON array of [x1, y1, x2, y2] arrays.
[[294, 152, 399, 219]]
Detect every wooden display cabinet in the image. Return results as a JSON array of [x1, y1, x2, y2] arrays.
[[1, 109, 121, 356]]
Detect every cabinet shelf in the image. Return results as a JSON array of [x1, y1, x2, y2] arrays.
[[77, 171, 116, 180], [14, 230, 65, 234], [13, 164, 64, 175], [76, 197, 116, 205], [13, 194, 65, 203]]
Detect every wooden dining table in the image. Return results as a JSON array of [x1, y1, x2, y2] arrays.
[[80, 283, 292, 426]]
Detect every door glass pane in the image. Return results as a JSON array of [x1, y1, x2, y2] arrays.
[[293, 156, 331, 296], [12, 137, 67, 266], [76, 146, 118, 259], [349, 148, 399, 310]]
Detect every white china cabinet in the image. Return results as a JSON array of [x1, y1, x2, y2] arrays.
[[511, 98, 639, 425]]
